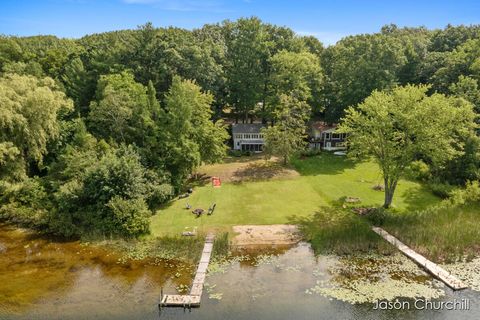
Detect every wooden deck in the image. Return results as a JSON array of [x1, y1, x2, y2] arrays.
[[372, 227, 468, 290], [159, 234, 215, 308]]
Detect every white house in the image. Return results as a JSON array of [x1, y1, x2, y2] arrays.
[[232, 123, 266, 152]]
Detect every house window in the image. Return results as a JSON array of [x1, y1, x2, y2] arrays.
[[244, 134, 251, 139], [332, 133, 341, 140], [259, 134, 264, 139], [325, 133, 331, 140], [235, 134, 242, 139], [252, 134, 259, 139]]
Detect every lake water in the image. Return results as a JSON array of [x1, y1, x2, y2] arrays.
[[1, 224, 479, 320]]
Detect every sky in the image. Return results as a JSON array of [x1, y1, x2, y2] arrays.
[[1, 0, 479, 45]]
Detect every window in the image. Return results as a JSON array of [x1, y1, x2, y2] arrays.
[[244, 134, 251, 139], [332, 133, 341, 140], [259, 134, 264, 139], [235, 134, 242, 139], [252, 134, 258, 139], [325, 133, 331, 140]]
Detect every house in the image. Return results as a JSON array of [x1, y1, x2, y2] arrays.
[[232, 123, 266, 152], [309, 121, 347, 151]]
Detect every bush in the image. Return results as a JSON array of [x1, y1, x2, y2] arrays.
[[365, 207, 388, 226], [106, 197, 150, 237], [405, 160, 431, 181], [449, 180, 480, 205], [0, 178, 50, 228], [428, 181, 455, 199], [49, 144, 171, 238], [228, 149, 243, 157]]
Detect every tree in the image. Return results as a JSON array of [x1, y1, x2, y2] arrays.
[[224, 17, 269, 122], [449, 75, 480, 113], [432, 39, 480, 92], [266, 50, 323, 120], [161, 76, 229, 186], [263, 95, 310, 164], [0, 74, 73, 179], [88, 71, 150, 144], [61, 57, 94, 116], [322, 33, 408, 122], [52, 142, 172, 237], [339, 85, 476, 208]]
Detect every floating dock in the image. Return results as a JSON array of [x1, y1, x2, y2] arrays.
[[372, 227, 468, 290], [160, 234, 215, 308]]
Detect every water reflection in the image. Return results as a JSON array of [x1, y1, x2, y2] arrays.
[[0, 224, 192, 319], [1, 224, 479, 320]]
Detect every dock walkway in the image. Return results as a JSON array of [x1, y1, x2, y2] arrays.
[[160, 234, 215, 308], [372, 227, 467, 290]]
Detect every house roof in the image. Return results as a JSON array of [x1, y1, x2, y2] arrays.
[[232, 123, 265, 134], [310, 121, 337, 132]]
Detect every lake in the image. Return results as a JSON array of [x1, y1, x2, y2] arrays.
[[1, 224, 479, 320]]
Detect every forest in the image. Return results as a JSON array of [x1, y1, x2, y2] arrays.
[[1, 17, 480, 238]]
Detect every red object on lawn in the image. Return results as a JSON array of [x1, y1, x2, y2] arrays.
[[212, 176, 221, 187]]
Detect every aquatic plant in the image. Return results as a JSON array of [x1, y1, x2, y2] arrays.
[[306, 253, 446, 304]]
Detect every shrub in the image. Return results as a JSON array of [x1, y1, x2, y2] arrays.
[[106, 197, 150, 237], [428, 181, 455, 199], [449, 180, 480, 205], [228, 149, 243, 157], [0, 178, 50, 228], [405, 160, 431, 181], [365, 207, 388, 226]]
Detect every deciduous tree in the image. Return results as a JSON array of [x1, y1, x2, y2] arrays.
[[339, 85, 476, 208]]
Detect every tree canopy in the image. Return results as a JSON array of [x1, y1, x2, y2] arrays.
[[1, 19, 480, 237], [339, 85, 476, 208]]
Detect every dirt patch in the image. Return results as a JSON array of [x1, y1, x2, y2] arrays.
[[232, 225, 301, 246], [198, 156, 299, 183]]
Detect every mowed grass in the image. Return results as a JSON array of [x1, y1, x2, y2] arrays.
[[150, 153, 440, 236]]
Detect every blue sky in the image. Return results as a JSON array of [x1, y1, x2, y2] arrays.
[[1, 0, 479, 45]]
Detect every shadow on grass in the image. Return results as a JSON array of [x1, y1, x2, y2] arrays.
[[222, 154, 265, 164], [291, 153, 357, 176], [400, 184, 441, 212], [289, 206, 394, 256], [187, 173, 211, 188], [231, 161, 298, 183]]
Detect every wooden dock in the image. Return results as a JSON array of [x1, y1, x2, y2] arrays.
[[372, 227, 468, 290], [160, 234, 215, 308]]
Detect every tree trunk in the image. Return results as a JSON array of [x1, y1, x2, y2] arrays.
[[383, 178, 397, 208]]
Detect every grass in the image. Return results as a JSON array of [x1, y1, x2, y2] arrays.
[[150, 153, 439, 236], [292, 207, 395, 256], [383, 203, 480, 262]]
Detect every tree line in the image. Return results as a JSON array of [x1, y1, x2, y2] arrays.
[[1, 18, 479, 235]]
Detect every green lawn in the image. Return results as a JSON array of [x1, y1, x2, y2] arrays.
[[150, 153, 440, 236]]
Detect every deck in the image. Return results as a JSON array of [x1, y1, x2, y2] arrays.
[[372, 227, 468, 290], [159, 234, 215, 308]]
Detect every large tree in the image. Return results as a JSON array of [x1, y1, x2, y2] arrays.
[[339, 85, 476, 208], [161, 76, 229, 186], [263, 95, 310, 164], [0, 74, 73, 179], [88, 71, 152, 144], [266, 50, 323, 120]]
